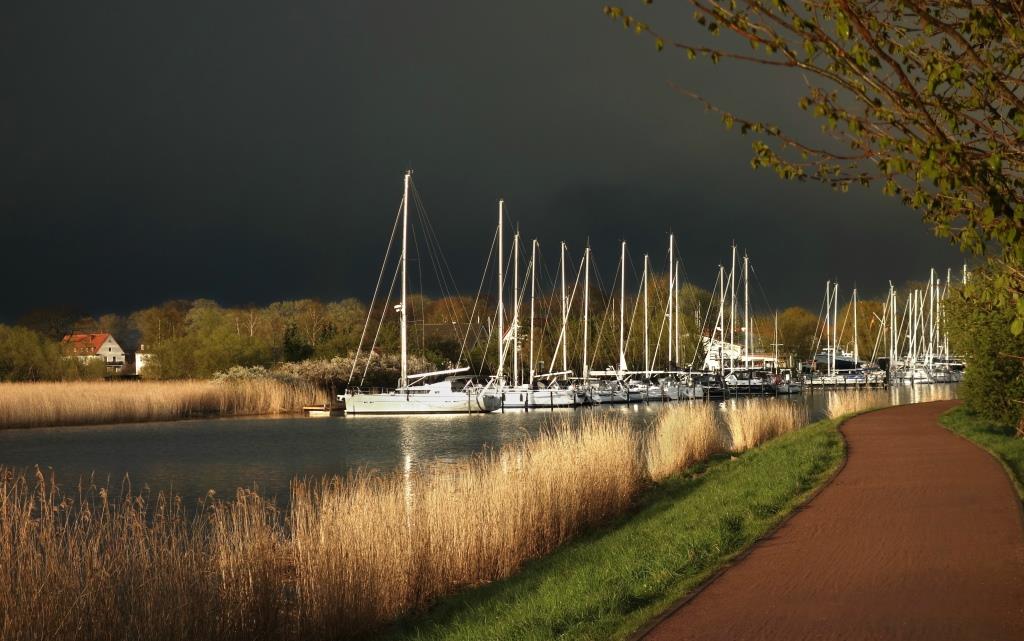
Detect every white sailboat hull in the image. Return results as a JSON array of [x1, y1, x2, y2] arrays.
[[345, 389, 499, 414]]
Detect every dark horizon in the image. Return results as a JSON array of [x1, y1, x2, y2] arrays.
[[1, 1, 965, 323]]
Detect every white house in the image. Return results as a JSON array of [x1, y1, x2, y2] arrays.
[[61, 333, 126, 373]]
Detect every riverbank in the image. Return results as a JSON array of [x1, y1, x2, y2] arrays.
[[940, 405, 1024, 499], [0, 380, 328, 430], [383, 411, 845, 641], [0, 401, 804, 641]]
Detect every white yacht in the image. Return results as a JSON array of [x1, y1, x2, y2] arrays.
[[345, 370, 498, 415], [344, 171, 499, 415]]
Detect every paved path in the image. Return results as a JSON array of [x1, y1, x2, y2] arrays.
[[641, 400, 1024, 641]]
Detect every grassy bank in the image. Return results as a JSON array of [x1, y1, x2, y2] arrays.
[[0, 402, 806, 641], [383, 414, 845, 641], [0, 380, 328, 429], [940, 406, 1024, 499]]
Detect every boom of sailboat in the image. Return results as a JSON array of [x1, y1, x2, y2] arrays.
[[343, 172, 964, 415]]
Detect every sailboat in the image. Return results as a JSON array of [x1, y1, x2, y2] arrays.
[[345, 172, 500, 415], [486, 205, 581, 409]]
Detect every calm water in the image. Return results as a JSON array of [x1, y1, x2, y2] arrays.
[[0, 386, 955, 503]]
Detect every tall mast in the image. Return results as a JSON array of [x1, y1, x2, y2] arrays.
[[675, 260, 680, 370], [560, 242, 568, 374], [583, 246, 591, 380], [888, 282, 896, 366], [512, 230, 520, 387], [643, 254, 650, 378], [529, 239, 537, 386], [743, 252, 749, 368], [619, 240, 627, 372], [730, 243, 737, 363], [773, 310, 779, 370], [927, 268, 935, 364], [852, 287, 859, 365], [944, 267, 951, 358], [718, 266, 725, 376], [497, 200, 504, 384], [400, 171, 410, 389], [825, 281, 831, 376], [667, 234, 674, 366], [832, 282, 838, 375]]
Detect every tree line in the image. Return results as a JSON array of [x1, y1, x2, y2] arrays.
[[1, 282, 896, 385]]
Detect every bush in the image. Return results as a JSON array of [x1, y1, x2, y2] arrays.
[[0, 325, 63, 381], [947, 270, 1024, 427]]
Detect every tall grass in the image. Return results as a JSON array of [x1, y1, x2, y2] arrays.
[[0, 416, 641, 641], [722, 399, 807, 451], [646, 404, 722, 481], [0, 399, 823, 640], [826, 389, 892, 419], [0, 380, 328, 430]]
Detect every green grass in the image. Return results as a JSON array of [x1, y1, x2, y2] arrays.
[[940, 406, 1024, 500], [383, 417, 846, 641]]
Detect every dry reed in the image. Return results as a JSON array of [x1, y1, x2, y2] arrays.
[[0, 415, 641, 641], [645, 403, 724, 481], [722, 399, 807, 452], [0, 380, 327, 430], [825, 389, 892, 419], [0, 398, 828, 640]]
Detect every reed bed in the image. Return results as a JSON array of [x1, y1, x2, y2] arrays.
[[0, 415, 642, 641], [0, 380, 327, 430], [722, 399, 807, 452], [645, 403, 723, 481], [825, 389, 893, 419], [0, 399, 824, 640]]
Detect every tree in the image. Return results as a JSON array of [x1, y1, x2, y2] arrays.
[[947, 266, 1024, 429], [0, 325, 63, 380], [605, 0, 1024, 329]]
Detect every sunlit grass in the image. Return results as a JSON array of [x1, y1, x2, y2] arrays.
[[0, 380, 327, 429]]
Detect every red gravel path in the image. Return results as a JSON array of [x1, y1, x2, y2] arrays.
[[640, 400, 1024, 641]]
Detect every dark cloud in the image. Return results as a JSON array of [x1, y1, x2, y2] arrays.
[[0, 1, 963, 322]]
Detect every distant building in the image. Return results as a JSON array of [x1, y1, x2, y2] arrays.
[[135, 344, 154, 377], [61, 333, 126, 373]]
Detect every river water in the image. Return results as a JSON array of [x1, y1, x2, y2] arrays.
[[0, 385, 956, 504]]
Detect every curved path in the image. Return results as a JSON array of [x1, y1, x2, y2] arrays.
[[640, 400, 1024, 641]]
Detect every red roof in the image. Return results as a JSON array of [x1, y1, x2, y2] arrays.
[[61, 333, 111, 356]]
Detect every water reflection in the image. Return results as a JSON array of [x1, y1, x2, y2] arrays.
[[0, 386, 956, 504]]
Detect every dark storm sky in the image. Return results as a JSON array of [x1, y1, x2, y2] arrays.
[[0, 1, 963, 322]]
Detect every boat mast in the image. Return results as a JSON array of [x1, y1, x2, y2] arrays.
[[832, 282, 838, 375], [675, 260, 680, 371], [497, 199, 505, 385], [853, 287, 859, 365], [944, 267, 951, 358], [400, 171, 410, 389], [667, 234, 674, 368], [512, 230, 520, 387], [583, 245, 590, 381], [730, 243, 737, 369], [560, 241, 568, 374], [743, 252, 749, 368], [643, 254, 650, 378], [529, 239, 537, 386], [927, 268, 935, 365], [619, 240, 627, 372], [888, 282, 897, 366], [773, 310, 779, 371], [824, 281, 831, 377], [718, 266, 725, 376]]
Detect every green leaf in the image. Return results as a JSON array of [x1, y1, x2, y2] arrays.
[[655, 37, 665, 52], [836, 14, 850, 39], [1011, 317, 1023, 336]]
